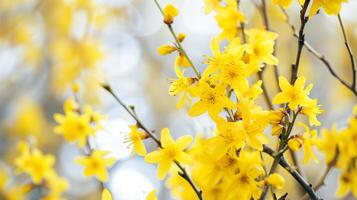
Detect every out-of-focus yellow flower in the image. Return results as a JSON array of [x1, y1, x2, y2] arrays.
[[54, 111, 95, 147], [76, 150, 116, 182], [145, 128, 192, 179], [10, 98, 46, 137], [203, 0, 220, 14], [336, 164, 357, 198], [317, 125, 339, 164], [14, 143, 55, 184], [101, 188, 113, 200], [273, 76, 313, 110], [163, 4, 179, 24], [272, 0, 293, 7], [42, 173, 69, 200]]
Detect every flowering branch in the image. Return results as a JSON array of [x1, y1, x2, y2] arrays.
[[263, 145, 320, 200], [102, 84, 203, 200], [290, 0, 311, 83], [280, 7, 357, 97], [153, 0, 201, 79]]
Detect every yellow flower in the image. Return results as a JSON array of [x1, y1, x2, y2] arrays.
[[226, 151, 265, 200], [125, 125, 148, 156], [158, 44, 177, 55], [146, 190, 158, 200], [169, 65, 195, 108], [215, 0, 246, 41], [203, 0, 220, 14], [300, 123, 319, 164], [265, 173, 285, 189], [273, 76, 313, 110], [10, 98, 46, 137], [189, 81, 235, 119], [272, 0, 293, 7], [300, 0, 348, 17], [43, 173, 69, 200], [245, 29, 279, 65], [64, 97, 79, 113], [208, 118, 245, 157], [14, 144, 55, 184], [336, 165, 357, 198], [301, 99, 323, 126], [163, 4, 179, 24], [102, 188, 112, 200], [317, 125, 339, 164], [76, 150, 116, 182], [54, 111, 95, 147], [144, 128, 192, 179]]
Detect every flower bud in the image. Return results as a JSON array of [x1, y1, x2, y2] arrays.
[[163, 4, 179, 24], [177, 33, 186, 42], [288, 136, 303, 151], [158, 44, 177, 55]]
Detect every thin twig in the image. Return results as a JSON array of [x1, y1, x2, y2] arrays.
[[102, 85, 203, 200], [263, 145, 320, 200], [301, 149, 339, 200], [290, 0, 311, 83], [153, 0, 201, 79], [279, 7, 357, 97], [258, 0, 279, 109], [338, 14, 357, 91], [258, 71, 274, 110]]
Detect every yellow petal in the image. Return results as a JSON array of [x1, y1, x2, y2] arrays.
[[188, 101, 207, 117], [175, 135, 193, 150], [146, 190, 158, 200], [157, 160, 172, 180], [145, 151, 164, 163], [102, 188, 112, 200], [161, 128, 174, 148], [134, 141, 147, 156]]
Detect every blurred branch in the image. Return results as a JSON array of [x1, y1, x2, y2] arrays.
[[153, 0, 201, 79], [102, 84, 203, 200], [301, 149, 339, 200], [263, 145, 320, 200], [338, 14, 357, 92], [280, 7, 357, 97]]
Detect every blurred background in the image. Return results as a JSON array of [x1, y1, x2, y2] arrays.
[[1, 0, 357, 199]]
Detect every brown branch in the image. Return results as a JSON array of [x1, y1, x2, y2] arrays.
[[263, 145, 320, 200], [338, 14, 357, 91], [290, 0, 311, 84], [280, 7, 357, 97], [102, 85, 203, 200]]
